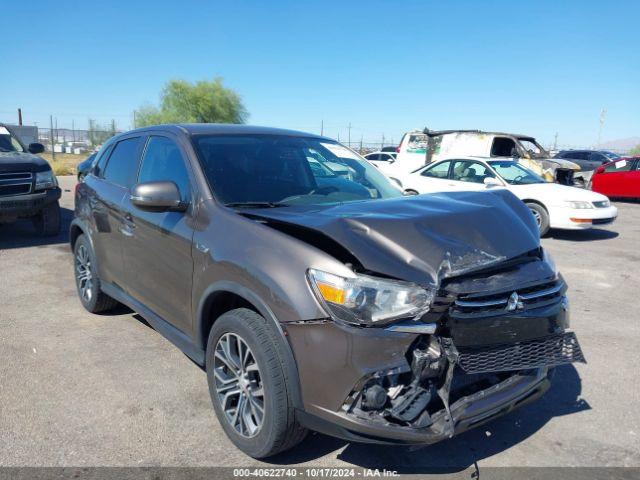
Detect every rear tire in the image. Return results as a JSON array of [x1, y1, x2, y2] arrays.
[[73, 234, 120, 313], [526, 202, 550, 236], [33, 200, 61, 236], [206, 308, 307, 458]]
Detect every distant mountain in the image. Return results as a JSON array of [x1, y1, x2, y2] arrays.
[[595, 137, 640, 153]]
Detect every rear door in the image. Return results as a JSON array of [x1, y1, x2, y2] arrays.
[[405, 160, 455, 193], [120, 133, 196, 333], [85, 136, 143, 288]]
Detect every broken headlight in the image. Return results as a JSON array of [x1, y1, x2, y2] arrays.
[[308, 269, 434, 326]]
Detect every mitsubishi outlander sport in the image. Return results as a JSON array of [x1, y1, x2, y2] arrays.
[[71, 124, 585, 458]]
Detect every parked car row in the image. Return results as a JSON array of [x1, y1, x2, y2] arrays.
[[2, 122, 630, 460], [554, 149, 621, 186], [394, 156, 617, 235], [363, 127, 640, 235]]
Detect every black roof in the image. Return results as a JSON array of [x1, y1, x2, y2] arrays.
[[126, 124, 326, 139]]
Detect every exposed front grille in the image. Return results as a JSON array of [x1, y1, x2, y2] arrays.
[[0, 171, 32, 197], [452, 280, 564, 317], [457, 332, 585, 374]]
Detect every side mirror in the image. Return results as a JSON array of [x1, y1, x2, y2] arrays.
[[595, 166, 605, 174], [130, 181, 187, 212], [28, 142, 45, 154], [484, 177, 502, 187]]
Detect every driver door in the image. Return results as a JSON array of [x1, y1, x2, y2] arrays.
[[120, 134, 197, 333]]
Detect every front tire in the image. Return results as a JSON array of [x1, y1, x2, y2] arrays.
[[206, 308, 307, 458], [33, 200, 61, 236], [73, 234, 119, 313], [526, 202, 550, 236]]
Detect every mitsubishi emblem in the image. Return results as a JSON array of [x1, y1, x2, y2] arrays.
[[506, 292, 524, 311]]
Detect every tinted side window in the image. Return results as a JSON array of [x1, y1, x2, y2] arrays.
[[138, 136, 191, 201], [103, 137, 141, 188], [603, 159, 632, 173], [94, 144, 114, 177], [422, 161, 451, 178], [367, 154, 380, 161]]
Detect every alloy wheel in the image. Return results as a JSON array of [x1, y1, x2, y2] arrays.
[[213, 333, 265, 438], [75, 244, 93, 302], [529, 207, 542, 227]]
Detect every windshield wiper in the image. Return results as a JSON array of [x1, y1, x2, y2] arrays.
[[224, 201, 289, 208]]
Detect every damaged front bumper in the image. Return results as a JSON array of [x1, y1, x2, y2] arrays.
[[297, 367, 552, 445], [285, 301, 585, 445]]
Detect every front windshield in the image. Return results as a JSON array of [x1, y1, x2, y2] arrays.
[[192, 134, 403, 207], [488, 161, 546, 185], [0, 126, 24, 153], [518, 138, 548, 158]]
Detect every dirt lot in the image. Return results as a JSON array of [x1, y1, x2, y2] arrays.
[[1, 175, 639, 472]]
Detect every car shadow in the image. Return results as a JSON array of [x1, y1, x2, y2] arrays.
[[546, 228, 618, 241], [0, 206, 73, 249], [265, 365, 589, 473]]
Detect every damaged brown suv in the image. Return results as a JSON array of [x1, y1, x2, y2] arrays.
[[71, 125, 585, 458]]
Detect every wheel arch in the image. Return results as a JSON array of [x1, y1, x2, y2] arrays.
[[69, 218, 89, 251], [522, 198, 549, 212], [196, 281, 304, 409]]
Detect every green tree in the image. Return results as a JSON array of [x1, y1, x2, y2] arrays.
[[629, 144, 640, 156], [87, 119, 115, 147], [135, 78, 248, 127]]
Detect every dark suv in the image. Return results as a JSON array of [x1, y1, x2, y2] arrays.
[[555, 150, 620, 186], [0, 124, 61, 235], [71, 124, 585, 458]]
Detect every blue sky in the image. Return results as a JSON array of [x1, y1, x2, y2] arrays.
[[1, 0, 638, 148]]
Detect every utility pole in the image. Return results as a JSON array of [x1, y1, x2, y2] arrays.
[[72, 120, 76, 143], [381, 134, 385, 151], [360, 135, 363, 153], [133, 110, 137, 129], [17, 108, 23, 126], [347, 122, 352, 148], [597, 108, 607, 148], [320, 120, 324, 136], [553, 132, 558, 151], [49, 115, 55, 160]]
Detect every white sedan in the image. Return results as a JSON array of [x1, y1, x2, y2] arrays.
[[397, 156, 618, 235]]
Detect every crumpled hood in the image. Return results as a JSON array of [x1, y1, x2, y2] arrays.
[[0, 151, 51, 173], [243, 189, 540, 286]]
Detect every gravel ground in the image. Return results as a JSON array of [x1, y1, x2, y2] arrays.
[[1, 175, 638, 472]]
